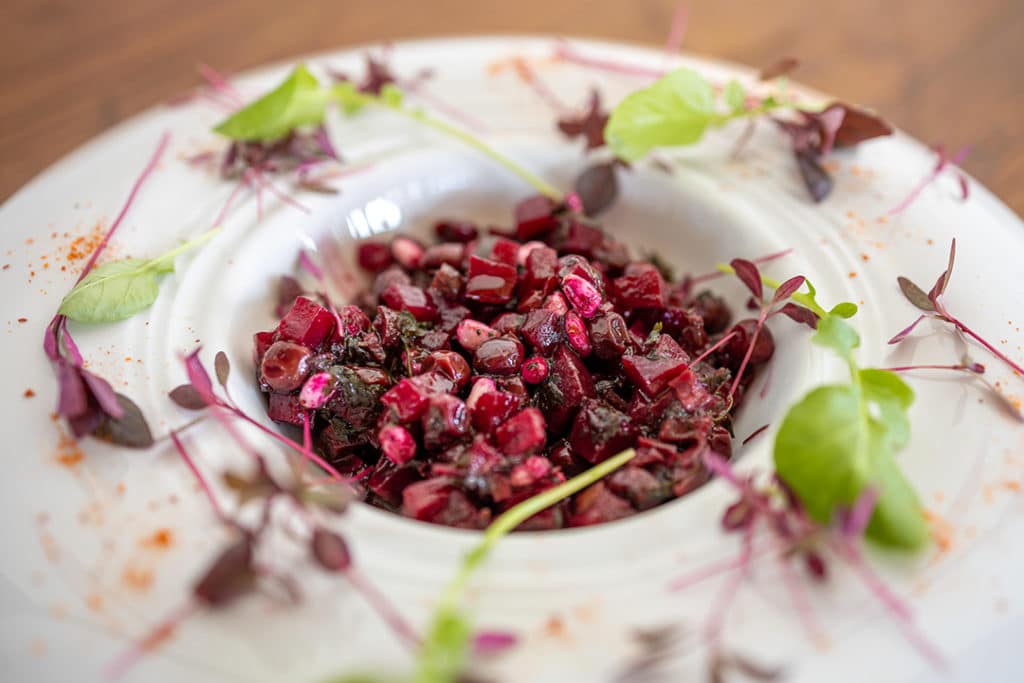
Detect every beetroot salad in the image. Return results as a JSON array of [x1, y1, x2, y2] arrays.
[[253, 195, 773, 530]]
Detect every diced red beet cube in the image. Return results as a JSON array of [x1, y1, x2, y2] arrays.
[[658, 307, 708, 353], [435, 220, 479, 243], [722, 319, 776, 370], [372, 267, 412, 298], [495, 407, 547, 457], [428, 351, 472, 391], [368, 458, 423, 506], [622, 334, 690, 396], [390, 236, 425, 269], [380, 378, 431, 423], [607, 466, 669, 510], [613, 267, 666, 309], [402, 478, 488, 528], [588, 312, 631, 360], [563, 310, 591, 357], [319, 419, 370, 457], [569, 482, 634, 527], [557, 219, 605, 259], [266, 392, 305, 426], [430, 263, 465, 300], [373, 306, 411, 347], [489, 237, 520, 267], [558, 254, 605, 291], [569, 399, 637, 464], [421, 243, 466, 270], [277, 296, 336, 348], [520, 309, 562, 355], [473, 336, 525, 375], [491, 312, 525, 335], [515, 195, 559, 240], [422, 394, 470, 450], [380, 425, 417, 465], [509, 455, 552, 487], [380, 284, 437, 322], [470, 390, 523, 434], [535, 344, 597, 432], [253, 330, 275, 364], [465, 255, 517, 304], [411, 370, 457, 396], [496, 374, 528, 396], [669, 368, 716, 412], [515, 289, 547, 314], [357, 242, 393, 273], [334, 305, 372, 338]]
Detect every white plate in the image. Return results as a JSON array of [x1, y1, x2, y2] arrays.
[[1, 36, 1023, 683]]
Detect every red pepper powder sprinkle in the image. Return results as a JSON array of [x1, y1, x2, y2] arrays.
[[24, 389, 35, 398]]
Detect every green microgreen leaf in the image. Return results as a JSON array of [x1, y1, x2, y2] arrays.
[[724, 80, 746, 114], [412, 448, 637, 683], [214, 64, 333, 141], [811, 314, 860, 362], [58, 230, 218, 323]]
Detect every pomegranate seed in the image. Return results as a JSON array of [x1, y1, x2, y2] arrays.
[[521, 356, 549, 384], [563, 310, 591, 357], [562, 275, 602, 318]]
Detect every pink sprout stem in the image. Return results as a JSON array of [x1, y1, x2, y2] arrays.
[[668, 542, 772, 592], [664, 2, 690, 55], [197, 63, 244, 106], [511, 58, 572, 113], [104, 600, 199, 680], [945, 313, 1024, 379], [170, 431, 228, 522], [888, 145, 970, 216], [727, 307, 769, 401], [704, 522, 757, 642], [553, 41, 668, 79], [689, 330, 739, 368], [775, 542, 827, 647], [344, 567, 421, 650]]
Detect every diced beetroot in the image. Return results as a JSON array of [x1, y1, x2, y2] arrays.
[[517, 240, 546, 266], [569, 482, 634, 527], [253, 330, 275, 363], [515, 195, 559, 240], [588, 312, 631, 360], [390, 236, 424, 269], [470, 390, 523, 434], [380, 378, 431, 423], [520, 246, 559, 297], [607, 467, 669, 510], [464, 255, 517, 304], [669, 369, 716, 412], [466, 377, 496, 410], [491, 312, 525, 335], [357, 242, 393, 273], [622, 334, 690, 396], [428, 351, 472, 391], [658, 307, 708, 353], [570, 399, 637, 464], [277, 296, 336, 348], [489, 237, 520, 267], [496, 375, 528, 396], [520, 309, 562, 355], [558, 254, 605, 291], [380, 425, 417, 464], [627, 390, 679, 431], [299, 371, 337, 409], [260, 341, 312, 392], [411, 370, 457, 396], [435, 220, 479, 243], [372, 267, 412, 298], [563, 310, 591, 357], [495, 407, 547, 457], [562, 275, 602, 318], [510, 455, 553, 487], [538, 344, 597, 432], [421, 243, 466, 270], [547, 440, 586, 476], [334, 305, 372, 337], [319, 419, 370, 457], [722, 319, 776, 369], [402, 478, 489, 528], [557, 219, 605, 259], [267, 392, 305, 426], [422, 394, 470, 450], [693, 291, 732, 334], [435, 299, 470, 333], [544, 291, 570, 315], [613, 266, 666, 309], [456, 319, 499, 352], [373, 306, 411, 347], [473, 336, 525, 375], [430, 263, 465, 299], [380, 284, 438, 322], [368, 458, 422, 506]]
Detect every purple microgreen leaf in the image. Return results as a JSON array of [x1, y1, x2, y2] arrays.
[[81, 368, 126, 419], [809, 104, 847, 156], [887, 315, 926, 345], [310, 527, 352, 572], [729, 258, 763, 300], [829, 103, 893, 148], [772, 275, 806, 305], [93, 393, 155, 449], [574, 162, 619, 216], [759, 57, 799, 81], [169, 384, 207, 410], [184, 349, 217, 404], [472, 630, 519, 656], [794, 149, 833, 202], [214, 351, 231, 387], [193, 538, 257, 608], [778, 302, 819, 329], [896, 276, 936, 312], [68, 405, 103, 440], [940, 238, 956, 296], [43, 316, 61, 361], [556, 89, 609, 151], [56, 358, 90, 419]]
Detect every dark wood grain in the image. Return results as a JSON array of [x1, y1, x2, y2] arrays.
[[2, 0, 1021, 213]]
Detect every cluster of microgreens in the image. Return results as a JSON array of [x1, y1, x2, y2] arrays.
[[40, 44, 1006, 683]]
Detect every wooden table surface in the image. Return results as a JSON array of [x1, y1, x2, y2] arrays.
[[2, 0, 1022, 213]]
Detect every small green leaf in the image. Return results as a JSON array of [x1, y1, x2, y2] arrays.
[[859, 369, 914, 448], [332, 81, 369, 115], [414, 608, 473, 683], [604, 68, 717, 162], [58, 231, 217, 323], [829, 301, 859, 318], [379, 83, 404, 108], [214, 64, 333, 141], [724, 80, 746, 113], [812, 314, 860, 360]]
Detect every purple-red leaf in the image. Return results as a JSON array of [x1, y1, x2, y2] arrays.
[[830, 103, 893, 148], [574, 162, 619, 216], [81, 368, 125, 419], [184, 349, 217, 403], [888, 315, 926, 345], [729, 258, 763, 300], [193, 538, 256, 607], [557, 89, 609, 151], [94, 393, 154, 449], [473, 630, 520, 655], [310, 527, 352, 572], [214, 351, 231, 387], [56, 358, 89, 418], [778, 303, 819, 329], [772, 275, 806, 305], [897, 276, 936, 312], [794, 149, 833, 202], [169, 384, 208, 410]]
